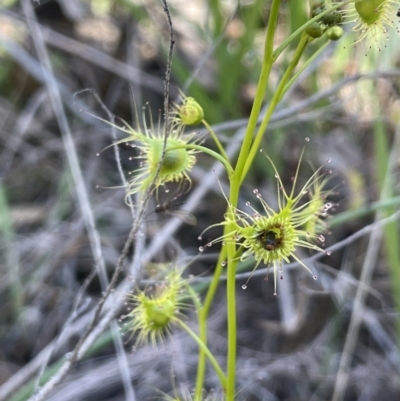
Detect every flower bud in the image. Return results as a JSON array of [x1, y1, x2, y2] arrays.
[[322, 10, 343, 26], [306, 21, 323, 38], [326, 26, 344, 40], [177, 97, 204, 126]]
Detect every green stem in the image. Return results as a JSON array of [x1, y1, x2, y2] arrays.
[[194, 247, 226, 398], [232, 0, 282, 191], [166, 144, 234, 176], [225, 2, 282, 399], [225, 221, 238, 401], [202, 119, 229, 162], [176, 319, 227, 389], [241, 34, 309, 181], [282, 39, 329, 94]]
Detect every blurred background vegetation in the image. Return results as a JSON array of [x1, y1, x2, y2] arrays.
[[1, 0, 400, 400]]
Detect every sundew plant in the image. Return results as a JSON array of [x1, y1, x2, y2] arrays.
[[2, 1, 400, 401]]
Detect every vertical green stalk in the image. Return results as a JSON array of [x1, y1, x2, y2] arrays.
[[241, 34, 309, 181], [225, 217, 238, 401], [195, 248, 226, 398], [226, 2, 282, 398], [373, 119, 400, 342], [194, 2, 316, 399], [233, 0, 282, 185]]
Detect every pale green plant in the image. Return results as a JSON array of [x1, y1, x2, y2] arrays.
[[118, 1, 400, 399]]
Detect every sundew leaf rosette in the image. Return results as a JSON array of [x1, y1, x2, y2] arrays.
[[199, 146, 333, 295], [121, 270, 188, 346], [114, 117, 200, 202]]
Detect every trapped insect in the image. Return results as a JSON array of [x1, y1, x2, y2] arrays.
[[155, 200, 197, 225]]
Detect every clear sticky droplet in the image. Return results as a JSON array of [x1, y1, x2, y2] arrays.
[[305, 137, 310, 142], [242, 284, 247, 290], [246, 201, 251, 206], [199, 246, 204, 252], [313, 275, 318, 280]]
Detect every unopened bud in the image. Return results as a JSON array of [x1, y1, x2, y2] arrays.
[[326, 26, 344, 40], [306, 21, 323, 38]]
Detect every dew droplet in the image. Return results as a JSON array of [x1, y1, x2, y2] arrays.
[[242, 284, 247, 290], [221, 261, 226, 266], [275, 173, 279, 178]]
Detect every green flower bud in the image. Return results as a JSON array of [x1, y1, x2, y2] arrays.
[[306, 21, 323, 38], [177, 97, 204, 126], [322, 10, 343, 26], [326, 26, 344, 40]]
